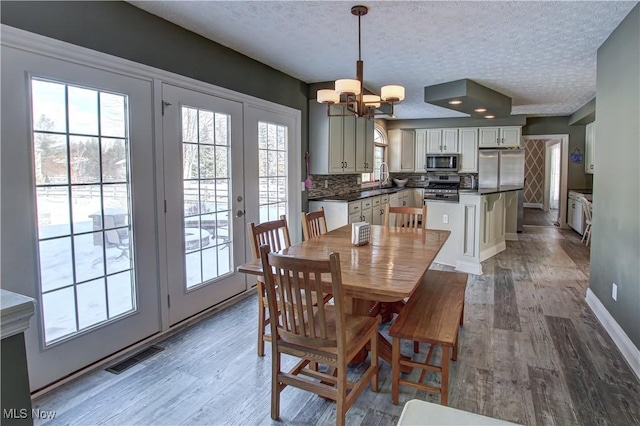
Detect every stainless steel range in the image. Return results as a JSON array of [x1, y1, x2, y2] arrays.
[[423, 174, 460, 203]]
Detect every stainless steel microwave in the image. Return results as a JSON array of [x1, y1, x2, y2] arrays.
[[426, 154, 459, 172]]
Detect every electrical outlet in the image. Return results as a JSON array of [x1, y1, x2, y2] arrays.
[[443, 214, 449, 224], [612, 283, 617, 301], [324, 179, 328, 189], [421, 175, 425, 181], [301, 181, 305, 192], [357, 177, 361, 184]]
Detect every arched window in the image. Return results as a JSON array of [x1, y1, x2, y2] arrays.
[[362, 123, 387, 184]]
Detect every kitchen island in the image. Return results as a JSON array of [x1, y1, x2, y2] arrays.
[[425, 188, 521, 275]]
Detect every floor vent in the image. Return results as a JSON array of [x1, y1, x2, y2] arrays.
[[106, 345, 164, 374]]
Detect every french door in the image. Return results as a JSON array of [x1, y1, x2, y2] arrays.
[[1, 46, 161, 390], [244, 106, 301, 246], [162, 84, 246, 325]]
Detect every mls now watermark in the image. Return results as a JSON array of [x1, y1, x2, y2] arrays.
[[3, 408, 57, 420]]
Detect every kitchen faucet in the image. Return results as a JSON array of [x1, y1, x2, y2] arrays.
[[379, 162, 390, 188]]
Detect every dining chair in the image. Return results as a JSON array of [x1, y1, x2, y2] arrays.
[[581, 197, 592, 246], [247, 216, 292, 357], [302, 207, 328, 240], [258, 244, 379, 426], [385, 204, 427, 229]]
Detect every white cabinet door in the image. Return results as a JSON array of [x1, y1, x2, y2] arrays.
[[442, 128, 459, 153], [458, 128, 479, 173], [349, 212, 362, 224], [573, 199, 584, 235], [365, 118, 375, 172], [389, 192, 401, 207], [389, 129, 415, 172], [400, 131, 416, 172], [328, 106, 345, 173], [355, 117, 374, 172], [362, 208, 373, 224], [585, 121, 595, 174], [479, 127, 500, 148], [414, 129, 427, 172], [501, 127, 522, 147], [342, 114, 356, 173], [567, 199, 575, 228], [479, 127, 521, 147], [412, 189, 424, 207], [426, 129, 442, 153]]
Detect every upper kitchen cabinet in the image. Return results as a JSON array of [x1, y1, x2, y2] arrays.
[[355, 117, 375, 173], [426, 128, 459, 153], [414, 130, 427, 172], [479, 126, 522, 148], [309, 101, 362, 174], [585, 121, 595, 174], [458, 128, 479, 173], [389, 129, 416, 172]]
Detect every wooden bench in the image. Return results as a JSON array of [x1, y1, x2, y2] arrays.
[[389, 270, 468, 406]]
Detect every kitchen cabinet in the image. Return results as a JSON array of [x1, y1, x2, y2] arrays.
[[568, 191, 586, 235], [389, 129, 416, 172], [412, 189, 424, 207], [479, 126, 521, 148], [309, 101, 362, 174], [458, 128, 479, 173], [426, 128, 459, 154], [480, 193, 506, 250], [585, 121, 595, 174], [310, 193, 390, 230], [355, 117, 375, 173], [414, 130, 427, 172], [370, 195, 391, 226]]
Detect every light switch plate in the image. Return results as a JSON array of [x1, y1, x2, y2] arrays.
[[443, 214, 449, 224]]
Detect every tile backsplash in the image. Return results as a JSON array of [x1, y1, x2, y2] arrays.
[[306, 172, 478, 198], [306, 174, 360, 198]]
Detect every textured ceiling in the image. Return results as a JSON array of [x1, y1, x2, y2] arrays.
[[128, 1, 638, 119]]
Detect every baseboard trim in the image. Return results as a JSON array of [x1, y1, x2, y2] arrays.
[[455, 260, 483, 275], [479, 240, 506, 262], [585, 288, 640, 380], [505, 232, 519, 241], [524, 203, 543, 209]]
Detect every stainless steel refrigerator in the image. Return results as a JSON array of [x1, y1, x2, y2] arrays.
[[478, 148, 526, 231]]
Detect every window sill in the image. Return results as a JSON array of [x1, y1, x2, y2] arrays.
[[360, 182, 380, 189]]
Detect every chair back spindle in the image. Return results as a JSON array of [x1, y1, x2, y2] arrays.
[[259, 245, 345, 351], [384, 204, 427, 229], [302, 207, 328, 240]]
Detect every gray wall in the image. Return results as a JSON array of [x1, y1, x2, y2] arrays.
[[523, 116, 593, 191], [1, 0, 310, 205], [591, 4, 640, 347]]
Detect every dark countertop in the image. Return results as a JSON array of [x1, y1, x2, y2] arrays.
[[459, 186, 524, 195], [569, 189, 593, 194], [309, 186, 413, 202]]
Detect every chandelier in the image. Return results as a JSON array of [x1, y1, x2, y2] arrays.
[[316, 5, 405, 118]]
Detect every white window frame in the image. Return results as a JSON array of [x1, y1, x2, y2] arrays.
[[361, 123, 387, 188]]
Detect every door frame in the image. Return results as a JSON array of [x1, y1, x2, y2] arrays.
[[2, 24, 302, 390], [543, 139, 561, 212], [523, 135, 569, 228]]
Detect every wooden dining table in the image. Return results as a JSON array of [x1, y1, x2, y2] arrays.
[[237, 224, 450, 368]]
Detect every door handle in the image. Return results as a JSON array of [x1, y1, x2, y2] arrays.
[[236, 210, 245, 217]]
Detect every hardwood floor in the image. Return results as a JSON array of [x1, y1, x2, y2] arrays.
[[33, 227, 640, 425], [523, 207, 559, 227]]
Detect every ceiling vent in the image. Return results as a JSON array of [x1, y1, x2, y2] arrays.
[[424, 79, 512, 118]]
